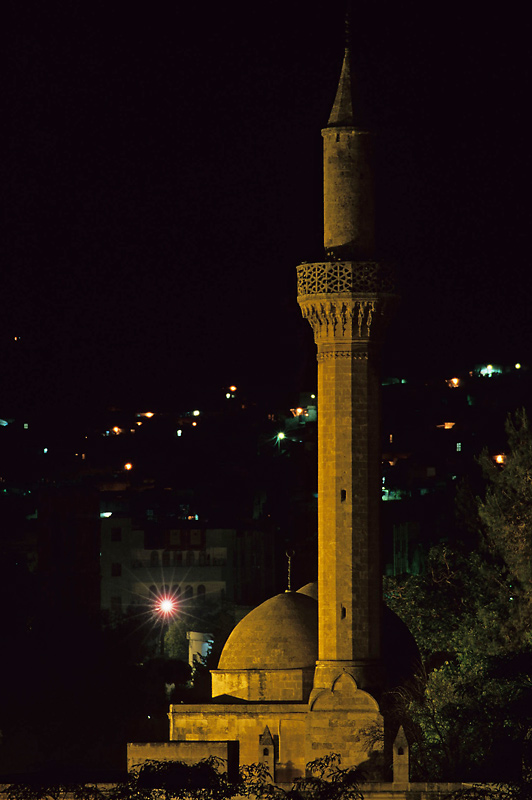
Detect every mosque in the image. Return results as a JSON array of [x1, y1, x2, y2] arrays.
[[128, 30, 423, 790]]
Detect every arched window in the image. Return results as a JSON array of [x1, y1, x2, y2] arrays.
[[163, 584, 169, 596], [150, 551, 159, 567], [263, 748, 269, 757], [149, 585, 157, 596], [162, 551, 170, 566], [197, 584, 206, 602], [172, 584, 181, 598], [185, 585, 193, 600]]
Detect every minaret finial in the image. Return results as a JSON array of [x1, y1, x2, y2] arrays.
[[344, 1, 351, 52]]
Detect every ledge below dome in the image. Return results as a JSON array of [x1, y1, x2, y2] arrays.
[[211, 666, 315, 702]]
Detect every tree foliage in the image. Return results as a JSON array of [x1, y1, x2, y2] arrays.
[[385, 410, 532, 784], [4, 756, 363, 800]]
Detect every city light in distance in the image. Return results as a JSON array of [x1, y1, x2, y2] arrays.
[[493, 454, 507, 465], [447, 377, 461, 388], [515, 363, 522, 369], [277, 432, 286, 440], [192, 410, 200, 416], [124, 462, 133, 470]]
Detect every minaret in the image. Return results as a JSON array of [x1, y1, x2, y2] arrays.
[[297, 31, 397, 698]]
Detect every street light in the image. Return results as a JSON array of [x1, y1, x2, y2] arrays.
[[154, 594, 178, 656]]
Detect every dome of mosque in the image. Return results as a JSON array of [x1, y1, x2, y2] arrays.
[[217, 582, 418, 693], [217, 591, 318, 671]]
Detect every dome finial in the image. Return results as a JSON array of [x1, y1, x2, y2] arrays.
[[285, 549, 295, 592]]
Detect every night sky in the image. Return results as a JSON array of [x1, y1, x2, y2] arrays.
[[4, 2, 531, 417]]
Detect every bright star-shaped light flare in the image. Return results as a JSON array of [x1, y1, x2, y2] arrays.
[[157, 597, 177, 616]]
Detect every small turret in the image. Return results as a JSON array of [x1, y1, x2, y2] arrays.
[[392, 726, 410, 785]]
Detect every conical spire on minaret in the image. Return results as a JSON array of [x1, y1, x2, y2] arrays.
[[327, 47, 354, 127], [327, 6, 357, 128]]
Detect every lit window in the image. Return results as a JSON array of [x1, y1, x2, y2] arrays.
[[447, 377, 460, 388], [493, 454, 507, 465], [436, 422, 455, 429], [456, 442, 462, 452], [124, 462, 133, 470], [192, 410, 200, 416]]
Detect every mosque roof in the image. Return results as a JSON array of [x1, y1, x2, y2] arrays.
[[218, 581, 420, 692], [217, 591, 318, 671]]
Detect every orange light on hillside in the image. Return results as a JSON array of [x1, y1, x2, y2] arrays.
[[124, 462, 133, 471], [494, 454, 507, 465]]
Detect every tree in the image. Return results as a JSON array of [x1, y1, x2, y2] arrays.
[[384, 410, 532, 784]]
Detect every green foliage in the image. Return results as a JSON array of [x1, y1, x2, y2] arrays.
[[111, 757, 233, 800], [384, 410, 532, 784], [288, 754, 363, 800], [478, 409, 532, 617], [3, 781, 104, 800], [3, 757, 363, 800]]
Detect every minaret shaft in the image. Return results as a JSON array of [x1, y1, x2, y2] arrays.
[[316, 339, 382, 663]]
